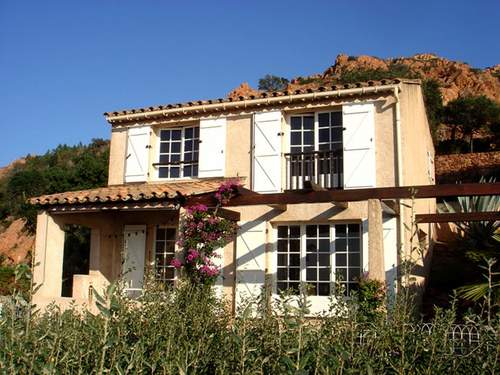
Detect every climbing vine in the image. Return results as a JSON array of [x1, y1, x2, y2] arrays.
[[171, 181, 240, 285]]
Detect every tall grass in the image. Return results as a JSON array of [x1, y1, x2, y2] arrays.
[[1, 276, 499, 374]]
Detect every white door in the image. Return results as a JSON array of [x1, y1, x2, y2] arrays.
[[252, 111, 282, 193], [342, 103, 376, 189], [235, 221, 267, 310], [123, 225, 146, 296], [125, 126, 150, 183], [198, 118, 226, 177]]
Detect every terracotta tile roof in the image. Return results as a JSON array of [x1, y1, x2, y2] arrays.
[[30, 178, 240, 206], [104, 78, 413, 123]]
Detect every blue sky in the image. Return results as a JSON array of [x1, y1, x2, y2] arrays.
[[1, 0, 499, 166]]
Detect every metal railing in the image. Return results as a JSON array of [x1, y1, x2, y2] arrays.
[[285, 150, 343, 190]]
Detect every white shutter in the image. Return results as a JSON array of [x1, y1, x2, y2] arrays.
[[198, 118, 226, 177], [252, 111, 282, 193], [125, 126, 150, 183], [123, 225, 146, 297], [235, 221, 266, 310], [383, 216, 398, 294], [342, 103, 376, 189]]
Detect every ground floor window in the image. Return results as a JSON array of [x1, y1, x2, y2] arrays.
[[276, 223, 361, 296], [154, 227, 176, 285]]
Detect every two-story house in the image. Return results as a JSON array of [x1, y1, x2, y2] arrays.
[[30, 79, 435, 313]]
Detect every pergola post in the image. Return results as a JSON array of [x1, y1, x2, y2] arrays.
[[367, 199, 385, 282], [32, 211, 66, 300]]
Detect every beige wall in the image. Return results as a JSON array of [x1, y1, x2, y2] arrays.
[[108, 128, 127, 185], [225, 115, 252, 185]]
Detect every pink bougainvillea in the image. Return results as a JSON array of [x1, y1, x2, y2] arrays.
[[171, 181, 240, 285]]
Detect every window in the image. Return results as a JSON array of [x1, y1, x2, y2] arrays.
[[276, 223, 362, 296], [158, 126, 199, 179], [287, 112, 343, 190], [154, 227, 176, 285], [289, 111, 342, 153]]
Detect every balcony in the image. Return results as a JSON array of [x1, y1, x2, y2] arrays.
[[285, 150, 343, 190]]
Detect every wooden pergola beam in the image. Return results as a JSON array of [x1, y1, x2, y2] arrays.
[[416, 211, 500, 223], [186, 183, 500, 207]]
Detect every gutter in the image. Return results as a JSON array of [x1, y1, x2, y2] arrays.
[[105, 84, 401, 124]]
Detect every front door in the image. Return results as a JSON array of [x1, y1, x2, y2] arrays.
[[123, 225, 146, 296]]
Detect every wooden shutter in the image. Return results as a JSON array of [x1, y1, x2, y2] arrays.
[[252, 111, 282, 193], [125, 126, 150, 183], [342, 103, 376, 189], [235, 221, 266, 310], [383, 216, 398, 294], [198, 118, 226, 177], [123, 225, 146, 297]]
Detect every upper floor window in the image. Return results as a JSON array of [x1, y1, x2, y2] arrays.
[[287, 111, 343, 189], [290, 111, 342, 153], [158, 126, 199, 179]]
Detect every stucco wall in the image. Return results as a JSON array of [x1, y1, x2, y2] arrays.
[[107, 128, 127, 185]]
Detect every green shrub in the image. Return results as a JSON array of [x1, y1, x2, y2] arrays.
[[0, 278, 498, 374]]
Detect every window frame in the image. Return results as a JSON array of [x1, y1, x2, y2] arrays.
[[155, 125, 200, 180], [152, 225, 178, 286], [274, 222, 363, 298], [287, 110, 343, 154]]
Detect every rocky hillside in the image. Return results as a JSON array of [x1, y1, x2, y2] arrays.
[[229, 53, 500, 104]]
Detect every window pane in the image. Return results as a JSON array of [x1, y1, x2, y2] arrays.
[[277, 282, 287, 293], [336, 239, 347, 252], [319, 254, 330, 266], [171, 142, 181, 153], [332, 127, 342, 142], [289, 226, 300, 238], [331, 111, 342, 126], [289, 268, 300, 281], [166, 228, 176, 240], [160, 130, 170, 141], [336, 268, 347, 281], [348, 224, 360, 235], [306, 225, 317, 237], [349, 253, 360, 267], [319, 128, 330, 143], [336, 253, 347, 267], [289, 240, 300, 252], [319, 239, 330, 252], [336, 225, 347, 236], [319, 268, 330, 281], [349, 268, 361, 281], [170, 167, 180, 178], [183, 166, 192, 177], [290, 132, 301, 146], [348, 239, 360, 252], [319, 225, 330, 237], [156, 228, 166, 240], [306, 253, 317, 266], [171, 130, 181, 140], [277, 239, 287, 252], [277, 268, 287, 280], [158, 167, 169, 178], [278, 226, 288, 238], [289, 254, 300, 267], [318, 113, 330, 127], [318, 283, 330, 296], [291, 116, 302, 130], [159, 154, 169, 164], [306, 269, 316, 281], [184, 140, 193, 151], [185, 127, 193, 138], [170, 154, 180, 162], [165, 268, 175, 279], [306, 239, 316, 252]]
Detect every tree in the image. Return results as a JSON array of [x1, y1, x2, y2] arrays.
[[421, 79, 443, 137], [258, 75, 289, 91], [443, 95, 500, 152]]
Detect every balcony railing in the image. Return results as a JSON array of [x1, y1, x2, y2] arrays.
[[285, 150, 343, 190]]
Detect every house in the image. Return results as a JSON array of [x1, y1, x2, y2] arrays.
[[30, 79, 436, 314]]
